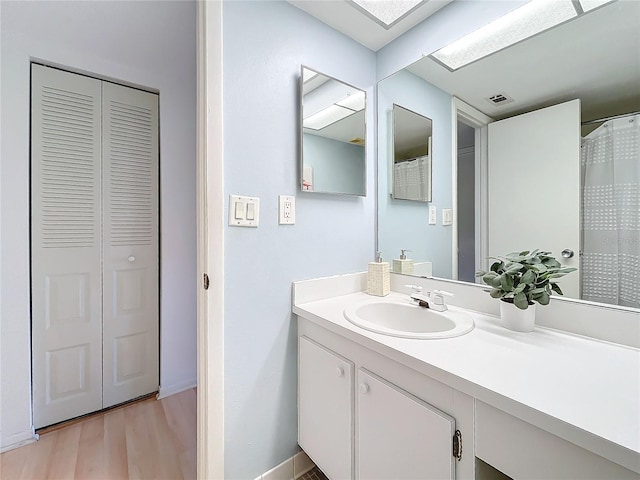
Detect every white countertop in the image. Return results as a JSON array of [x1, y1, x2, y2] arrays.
[[293, 291, 640, 473]]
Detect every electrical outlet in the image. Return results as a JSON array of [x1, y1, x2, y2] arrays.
[[429, 206, 437, 225], [279, 195, 295, 225]]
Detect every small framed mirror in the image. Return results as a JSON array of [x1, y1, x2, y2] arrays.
[[392, 104, 432, 202], [300, 66, 366, 196]]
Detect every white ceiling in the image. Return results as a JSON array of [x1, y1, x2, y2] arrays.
[[288, 0, 452, 51], [292, 0, 640, 123]]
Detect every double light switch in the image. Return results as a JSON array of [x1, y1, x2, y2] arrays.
[[229, 195, 260, 227]]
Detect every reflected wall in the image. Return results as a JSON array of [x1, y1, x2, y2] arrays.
[[377, 69, 453, 277]]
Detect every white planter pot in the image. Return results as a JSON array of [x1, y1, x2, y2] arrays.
[[500, 301, 536, 332]]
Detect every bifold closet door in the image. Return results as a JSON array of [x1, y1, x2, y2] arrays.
[[102, 82, 159, 408], [31, 64, 103, 428], [32, 64, 159, 427]]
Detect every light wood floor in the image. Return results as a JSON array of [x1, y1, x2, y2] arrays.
[[0, 388, 196, 480]]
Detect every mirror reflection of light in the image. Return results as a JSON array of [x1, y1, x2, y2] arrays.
[[431, 0, 613, 71], [304, 92, 365, 130], [336, 91, 366, 112], [302, 68, 319, 83], [303, 104, 355, 130]]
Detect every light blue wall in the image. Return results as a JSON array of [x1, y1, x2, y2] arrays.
[[223, 2, 376, 478], [303, 133, 365, 194], [378, 70, 453, 277]]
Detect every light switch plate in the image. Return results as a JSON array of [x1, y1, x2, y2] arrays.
[[229, 194, 260, 227], [429, 206, 437, 225], [443, 208, 453, 226], [279, 195, 295, 225]]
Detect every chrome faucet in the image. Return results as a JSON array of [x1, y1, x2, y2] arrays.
[[406, 285, 454, 311]]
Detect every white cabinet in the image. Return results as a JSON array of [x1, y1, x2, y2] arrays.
[[298, 330, 462, 480], [357, 368, 456, 480], [299, 336, 354, 480]]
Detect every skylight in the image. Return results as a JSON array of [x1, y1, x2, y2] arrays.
[[350, 0, 425, 29]]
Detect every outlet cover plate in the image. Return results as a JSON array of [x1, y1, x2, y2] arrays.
[[429, 206, 437, 225], [279, 195, 295, 225], [443, 208, 453, 226]]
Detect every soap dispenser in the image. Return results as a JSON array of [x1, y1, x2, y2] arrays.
[[367, 252, 390, 297], [393, 249, 414, 274]]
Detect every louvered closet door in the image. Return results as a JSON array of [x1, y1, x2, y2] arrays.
[[102, 82, 159, 408], [31, 64, 103, 428]]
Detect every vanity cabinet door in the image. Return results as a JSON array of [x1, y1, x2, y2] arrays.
[[357, 369, 456, 480], [299, 336, 354, 479]]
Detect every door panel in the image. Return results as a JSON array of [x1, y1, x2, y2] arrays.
[[102, 82, 159, 408], [299, 336, 354, 480], [357, 369, 455, 480], [31, 64, 103, 428], [488, 99, 581, 297]]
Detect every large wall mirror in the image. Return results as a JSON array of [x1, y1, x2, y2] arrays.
[[392, 104, 432, 202], [300, 66, 366, 196], [377, 0, 640, 310]]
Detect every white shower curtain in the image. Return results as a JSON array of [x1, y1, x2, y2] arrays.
[[581, 114, 640, 308]]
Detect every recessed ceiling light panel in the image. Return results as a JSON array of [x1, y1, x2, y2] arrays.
[[430, 0, 578, 71], [350, 0, 425, 29], [578, 0, 615, 12]]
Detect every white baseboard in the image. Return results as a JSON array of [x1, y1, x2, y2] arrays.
[[1, 429, 37, 453], [256, 451, 316, 480], [157, 378, 197, 400]]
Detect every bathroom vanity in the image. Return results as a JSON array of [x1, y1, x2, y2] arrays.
[[293, 274, 640, 480]]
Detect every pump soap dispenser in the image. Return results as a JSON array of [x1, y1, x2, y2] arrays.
[[368, 252, 390, 297], [393, 249, 414, 274]]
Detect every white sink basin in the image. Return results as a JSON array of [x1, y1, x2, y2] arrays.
[[344, 299, 475, 339]]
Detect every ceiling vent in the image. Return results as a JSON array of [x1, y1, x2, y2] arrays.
[[486, 93, 515, 106], [349, 137, 365, 146]]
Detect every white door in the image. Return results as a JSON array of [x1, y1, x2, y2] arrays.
[[357, 369, 456, 480], [102, 82, 159, 408], [298, 336, 353, 480], [488, 100, 581, 297], [31, 65, 103, 428]]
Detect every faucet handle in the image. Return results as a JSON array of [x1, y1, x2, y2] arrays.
[[405, 284, 423, 293], [433, 289, 454, 297], [429, 290, 454, 307]]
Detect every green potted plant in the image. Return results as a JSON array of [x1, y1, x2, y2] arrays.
[[475, 250, 576, 332]]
